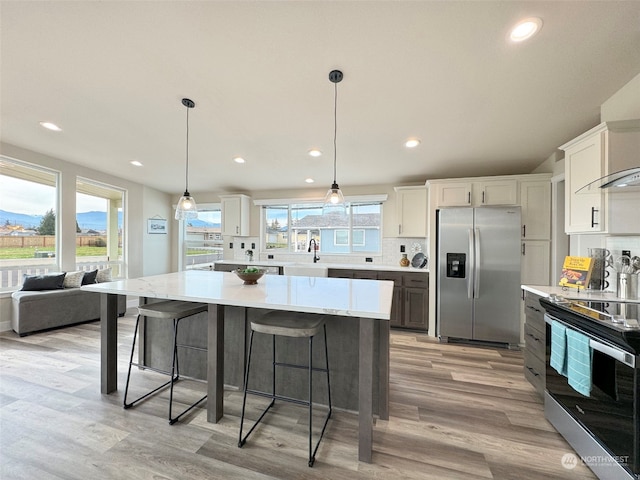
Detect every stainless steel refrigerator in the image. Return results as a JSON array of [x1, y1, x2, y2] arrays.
[[437, 206, 521, 346]]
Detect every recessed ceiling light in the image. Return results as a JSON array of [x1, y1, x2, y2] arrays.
[[39, 121, 62, 132], [308, 149, 322, 157], [305, 178, 315, 184], [405, 138, 421, 148], [130, 160, 143, 167], [233, 156, 245, 164], [510, 17, 543, 42]]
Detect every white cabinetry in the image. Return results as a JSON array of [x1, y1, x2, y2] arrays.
[[561, 120, 640, 234], [394, 186, 428, 237], [521, 241, 550, 285], [475, 179, 518, 206], [434, 179, 517, 207], [220, 194, 250, 236], [519, 178, 551, 286], [435, 182, 472, 206], [520, 180, 551, 240]]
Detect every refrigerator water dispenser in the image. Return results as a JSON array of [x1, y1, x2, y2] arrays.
[[446, 253, 466, 278]]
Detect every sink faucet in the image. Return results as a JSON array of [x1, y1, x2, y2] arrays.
[[308, 239, 319, 263]]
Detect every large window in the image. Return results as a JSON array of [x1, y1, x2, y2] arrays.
[[76, 177, 125, 277], [262, 200, 382, 254], [182, 203, 223, 269], [0, 157, 59, 289]]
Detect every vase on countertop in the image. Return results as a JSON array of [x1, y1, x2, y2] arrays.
[[399, 253, 410, 267]]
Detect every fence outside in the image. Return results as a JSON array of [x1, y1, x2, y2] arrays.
[[0, 235, 120, 248]]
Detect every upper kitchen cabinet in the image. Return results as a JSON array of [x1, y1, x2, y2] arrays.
[[520, 178, 551, 240], [394, 186, 428, 237], [561, 120, 640, 234], [434, 181, 473, 206], [220, 194, 251, 236], [432, 178, 518, 207], [475, 179, 518, 206]]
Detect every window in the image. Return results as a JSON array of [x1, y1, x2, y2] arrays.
[[261, 199, 383, 254], [181, 203, 223, 269], [76, 177, 125, 277], [0, 157, 59, 289]]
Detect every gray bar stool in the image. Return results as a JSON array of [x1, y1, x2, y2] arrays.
[[238, 310, 332, 467], [124, 300, 208, 425]]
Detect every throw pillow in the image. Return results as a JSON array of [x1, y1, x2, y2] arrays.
[[21, 273, 66, 291], [81, 269, 99, 285], [63, 271, 85, 288], [96, 267, 112, 283]]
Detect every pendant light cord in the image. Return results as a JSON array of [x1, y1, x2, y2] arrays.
[[333, 80, 338, 185], [185, 104, 190, 193]]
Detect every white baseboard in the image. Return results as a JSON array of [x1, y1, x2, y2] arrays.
[[0, 320, 12, 333]]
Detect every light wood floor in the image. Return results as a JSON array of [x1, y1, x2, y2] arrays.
[[0, 311, 596, 480]]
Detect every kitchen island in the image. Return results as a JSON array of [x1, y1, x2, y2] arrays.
[[82, 270, 394, 463]]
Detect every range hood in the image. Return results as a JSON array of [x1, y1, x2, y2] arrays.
[[576, 167, 640, 194]]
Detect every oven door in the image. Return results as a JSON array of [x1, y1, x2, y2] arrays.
[[544, 313, 639, 476]]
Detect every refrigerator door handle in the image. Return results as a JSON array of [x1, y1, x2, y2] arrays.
[[474, 227, 481, 298], [468, 228, 474, 299]]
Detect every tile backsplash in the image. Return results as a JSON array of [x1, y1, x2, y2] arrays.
[[227, 236, 428, 266]]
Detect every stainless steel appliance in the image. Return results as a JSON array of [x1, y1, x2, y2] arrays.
[[436, 207, 521, 347], [541, 296, 640, 480]]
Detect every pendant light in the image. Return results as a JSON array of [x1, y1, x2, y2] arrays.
[[175, 98, 198, 220], [323, 70, 346, 215]]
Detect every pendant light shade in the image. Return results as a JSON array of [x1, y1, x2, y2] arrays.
[[323, 70, 346, 215], [175, 98, 198, 220]]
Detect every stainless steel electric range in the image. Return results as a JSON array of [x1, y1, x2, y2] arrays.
[[540, 295, 640, 480]]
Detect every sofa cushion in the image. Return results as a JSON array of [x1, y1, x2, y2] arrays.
[[82, 269, 98, 285], [21, 273, 66, 291], [63, 271, 85, 288], [96, 267, 112, 283]]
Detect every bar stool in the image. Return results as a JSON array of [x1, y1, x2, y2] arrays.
[[238, 310, 332, 467], [124, 300, 208, 425]]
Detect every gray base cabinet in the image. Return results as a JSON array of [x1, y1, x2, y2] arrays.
[[330, 269, 429, 332], [523, 292, 545, 397]]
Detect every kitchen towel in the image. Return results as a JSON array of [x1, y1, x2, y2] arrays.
[[550, 320, 567, 375], [566, 328, 593, 397]]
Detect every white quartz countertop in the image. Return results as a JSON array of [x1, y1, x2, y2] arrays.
[[521, 285, 640, 304], [214, 259, 429, 274], [83, 270, 395, 319]]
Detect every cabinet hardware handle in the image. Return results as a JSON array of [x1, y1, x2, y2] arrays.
[[482, 191, 485, 204], [526, 305, 541, 313], [526, 366, 540, 377], [522, 225, 526, 238], [522, 243, 526, 255], [236, 226, 239, 234], [467, 191, 471, 204], [399, 224, 402, 235], [590, 207, 599, 228], [526, 332, 541, 342]]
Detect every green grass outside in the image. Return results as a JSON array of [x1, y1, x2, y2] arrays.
[[0, 246, 113, 259]]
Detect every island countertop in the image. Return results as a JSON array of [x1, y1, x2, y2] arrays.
[[84, 270, 395, 319]]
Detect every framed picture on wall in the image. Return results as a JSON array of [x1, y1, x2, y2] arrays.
[[147, 218, 167, 234]]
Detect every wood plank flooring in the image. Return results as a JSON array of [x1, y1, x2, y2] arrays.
[[0, 311, 596, 479]]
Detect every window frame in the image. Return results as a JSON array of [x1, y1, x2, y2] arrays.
[[258, 195, 386, 255], [0, 156, 61, 290]]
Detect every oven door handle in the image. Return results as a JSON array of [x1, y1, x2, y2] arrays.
[[589, 339, 635, 368], [545, 314, 635, 368]]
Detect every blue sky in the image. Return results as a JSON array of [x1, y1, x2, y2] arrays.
[[1, 175, 107, 215]]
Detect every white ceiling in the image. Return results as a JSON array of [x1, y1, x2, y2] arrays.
[[2, 1, 639, 196]]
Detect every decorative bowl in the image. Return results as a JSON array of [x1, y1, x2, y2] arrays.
[[234, 268, 265, 285]]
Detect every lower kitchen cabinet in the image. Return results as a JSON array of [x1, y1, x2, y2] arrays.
[[364, 271, 429, 331], [523, 291, 546, 397]]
